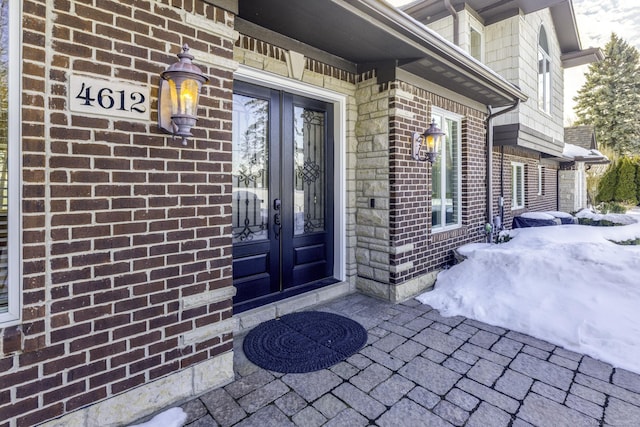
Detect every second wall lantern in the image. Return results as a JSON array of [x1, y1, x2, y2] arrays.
[[412, 119, 445, 163], [158, 44, 209, 145]]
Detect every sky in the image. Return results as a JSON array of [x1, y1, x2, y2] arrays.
[[564, 0, 640, 124], [418, 208, 640, 374], [385, 0, 640, 125]]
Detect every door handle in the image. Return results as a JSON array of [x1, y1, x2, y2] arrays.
[[273, 198, 281, 240]]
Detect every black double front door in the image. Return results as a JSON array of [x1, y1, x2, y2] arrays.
[[231, 81, 335, 313]]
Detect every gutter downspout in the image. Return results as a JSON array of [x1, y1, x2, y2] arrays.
[[444, 0, 459, 46], [486, 100, 520, 242]]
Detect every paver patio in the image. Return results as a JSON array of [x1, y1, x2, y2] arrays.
[[156, 293, 640, 426]]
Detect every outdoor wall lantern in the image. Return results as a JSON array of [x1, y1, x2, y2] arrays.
[[412, 119, 445, 163], [158, 44, 209, 145]]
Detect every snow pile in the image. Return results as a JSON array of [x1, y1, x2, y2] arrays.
[[575, 208, 638, 226], [562, 143, 608, 162], [519, 212, 556, 220], [545, 210, 575, 219], [129, 408, 187, 427], [563, 143, 592, 158], [418, 210, 640, 373]]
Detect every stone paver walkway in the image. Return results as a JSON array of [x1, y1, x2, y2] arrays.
[[175, 293, 640, 426]]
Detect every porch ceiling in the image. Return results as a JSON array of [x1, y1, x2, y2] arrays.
[[237, 0, 526, 107]]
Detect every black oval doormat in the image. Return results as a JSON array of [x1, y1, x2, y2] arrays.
[[243, 311, 368, 373]]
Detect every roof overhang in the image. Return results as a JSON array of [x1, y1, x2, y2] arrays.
[[237, 0, 526, 107], [561, 47, 604, 68], [403, 0, 603, 66], [403, 0, 567, 25], [559, 143, 609, 164]]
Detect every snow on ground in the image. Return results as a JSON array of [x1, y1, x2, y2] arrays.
[[129, 407, 186, 427], [417, 208, 640, 373]]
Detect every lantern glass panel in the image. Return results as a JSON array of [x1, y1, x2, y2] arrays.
[[167, 79, 179, 115], [180, 79, 200, 116]]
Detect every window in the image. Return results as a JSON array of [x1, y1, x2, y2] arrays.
[[537, 165, 543, 196], [512, 162, 525, 210], [469, 26, 483, 62], [538, 26, 551, 114], [431, 109, 461, 230], [0, 0, 20, 324]]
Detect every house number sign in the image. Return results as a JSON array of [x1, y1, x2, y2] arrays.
[[69, 75, 150, 121]]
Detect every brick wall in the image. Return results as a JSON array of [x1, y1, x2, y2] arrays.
[[388, 81, 487, 285], [492, 146, 559, 229], [1, 1, 237, 425]]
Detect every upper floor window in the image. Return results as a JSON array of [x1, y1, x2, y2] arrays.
[[469, 25, 483, 62], [431, 108, 461, 230], [0, 0, 20, 324], [512, 162, 525, 210], [538, 26, 551, 114]]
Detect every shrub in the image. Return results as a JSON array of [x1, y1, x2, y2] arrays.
[[614, 157, 638, 205], [636, 159, 640, 204], [597, 201, 628, 214], [614, 238, 640, 245], [596, 161, 618, 203], [496, 231, 512, 244]]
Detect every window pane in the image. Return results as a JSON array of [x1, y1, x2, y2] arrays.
[[445, 118, 459, 226], [538, 51, 545, 111], [470, 28, 482, 61], [294, 107, 326, 235], [232, 94, 269, 243], [538, 26, 551, 114], [539, 26, 549, 53], [512, 164, 524, 208], [517, 166, 523, 206], [431, 115, 443, 227], [543, 59, 551, 112], [0, 0, 9, 314], [431, 113, 460, 229]]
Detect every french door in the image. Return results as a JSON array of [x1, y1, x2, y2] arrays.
[[231, 82, 335, 313]]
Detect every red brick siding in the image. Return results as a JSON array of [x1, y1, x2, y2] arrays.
[[1, 1, 235, 425], [389, 81, 487, 285]]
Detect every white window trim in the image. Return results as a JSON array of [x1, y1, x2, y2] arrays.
[[431, 107, 462, 232], [233, 65, 346, 281], [512, 162, 525, 210], [1, 1, 23, 325], [469, 22, 484, 62]]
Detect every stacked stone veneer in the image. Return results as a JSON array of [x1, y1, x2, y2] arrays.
[[486, 9, 565, 150], [558, 161, 586, 213], [356, 79, 488, 301], [427, 9, 566, 151], [1, 1, 239, 426], [354, 75, 391, 299]]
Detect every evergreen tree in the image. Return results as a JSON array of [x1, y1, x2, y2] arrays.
[[614, 157, 638, 205], [574, 33, 640, 157], [635, 158, 640, 204], [596, 161, 618, 203]]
